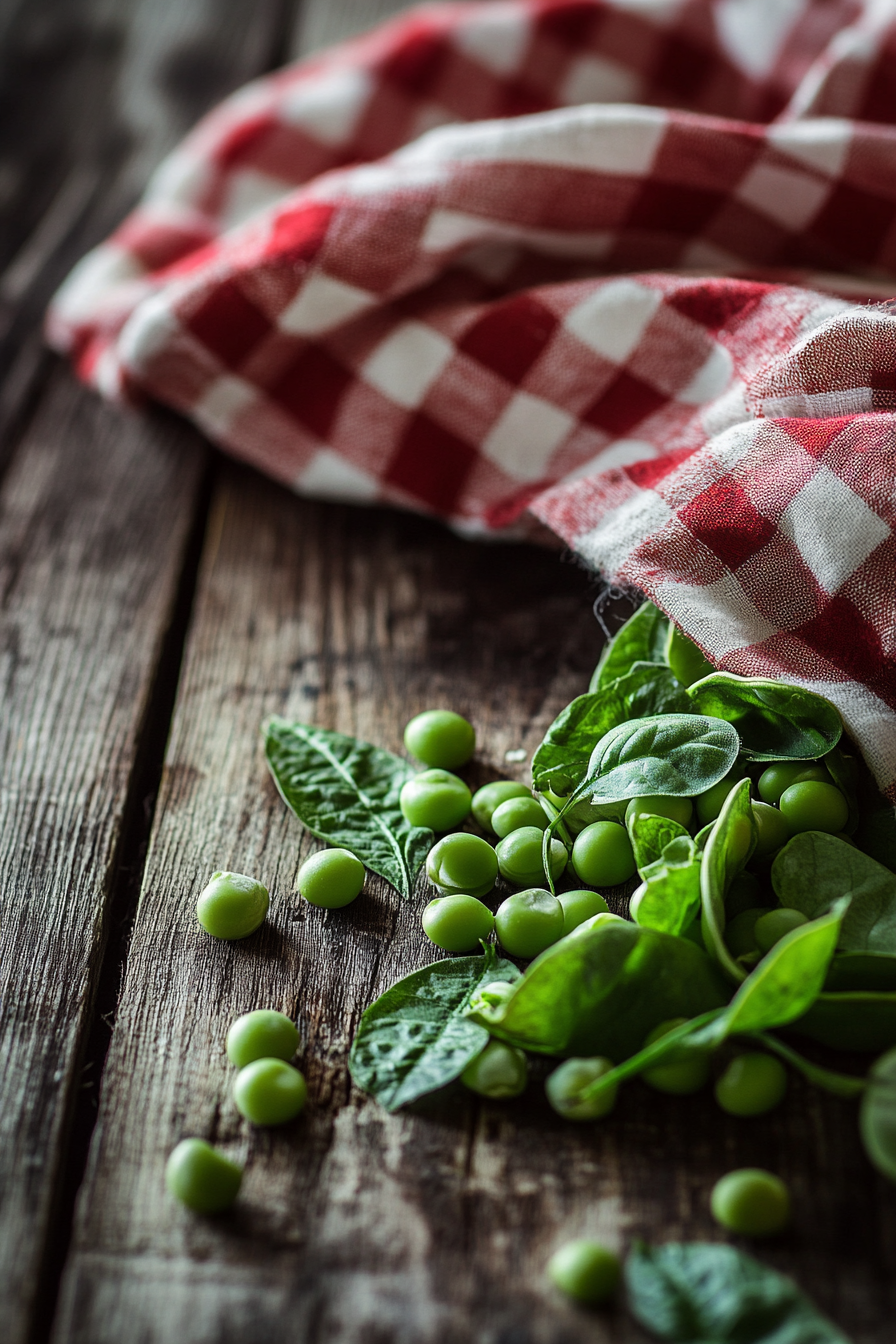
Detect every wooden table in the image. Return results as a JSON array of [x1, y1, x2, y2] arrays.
[[0, 2, 893, 1340]]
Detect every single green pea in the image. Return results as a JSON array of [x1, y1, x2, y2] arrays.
[[642, 1018, 711, 1095], [710, 1168, 790, 1236], [495, 826, 567, 888], [751, 801, 791, 859], [715, 1052, 788, 1117], [724, 907, 766, 959], [571, 821, 636, 887], [625, 795, 693, 828], [165, 1138, 242, 1214], [296, 848, 365, 909], [860, 1047, 896, 1182], [196, 871, 269, 940], [758, 760, 829, 806], [492, 795, 549, 837], [426, 832, 498, 898], [665, 623, 714, 688], [754, 907, 808, 953], [547, 1239, 621, 1305], [495, 888, 564, 960], [545, 1056, 617, 1120], [460, 1040, 527, 1098], [399, 768, 471, 831], [558, 889, 609, 935], [779, 781, 848, 835], [471, 780, 531, 831], [226, 1010, 300, 1069], [404, 709, 475, 769], [233, 1058, 308, 1126], [421, 894, 494, 952], [696, 766, 746, 827]]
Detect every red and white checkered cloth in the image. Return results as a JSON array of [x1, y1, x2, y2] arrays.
[[47, 0, 896, 798]]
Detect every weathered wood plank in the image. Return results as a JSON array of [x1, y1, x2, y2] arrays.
[[0, 1, 301, 1338]]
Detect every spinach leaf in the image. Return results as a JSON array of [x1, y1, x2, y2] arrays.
[[263, 717, 432, 898], [700, 779, 757, 982], [772, 832, 896, 954], [466, 918, 728, 1062], [586, 714, 740, 805], [626, 1241, 850, 1344], [854, 769, 896, 874], [629, 813, 690, 873], [688, 673, 842, 761], [532, 665, 688, 795], [349, 946, 520, 1110], [591, 601, 669, 691], [790, 990, 896, 1054], [825, 952, 896, 992], [823, 745, 860, 835], [631, 835, 703, 937]]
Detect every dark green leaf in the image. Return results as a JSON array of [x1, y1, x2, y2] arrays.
[[629, 813, 691, 873], [687, 673, 842, 761], [631, 834, 703, 936], [263, 717, 432, 898], [823, 745, 860, 835], [700, 779, 757, 982], [591, 601, 670, 691], [626, 1241, 850, 1343], [586, 714, 740, 805], [466, 918, 728, 1062], [532, 665, 688, 795], [349, 946, 520, 1111], [772, 832, 896, 954], [790, 990, 896, 1054], [825, 952, 896, 992], [854, 765, 896, 873]]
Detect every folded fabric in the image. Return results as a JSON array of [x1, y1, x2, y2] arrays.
[[47, 0, 896, 798]]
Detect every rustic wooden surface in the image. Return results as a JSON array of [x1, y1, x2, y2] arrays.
[[0, 2, 894, 1342]]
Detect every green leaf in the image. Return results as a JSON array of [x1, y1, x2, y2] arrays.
[[586, 714, 740, 805], [687, 673, 842, 761], [772, 832, 896, 954], [625, 1241, 850, 1343], [854, 766, 896, 874], [348, 947, 520, 1111], [466, 918, 728, 1062], [629, 813, 691, 874], [532, 665, 689, 795], [263, 717, 432, 898], [631, 835, 703, 936], [790, 990, 896, 1054], [591, 601, 670, 691], [700, 779, 757, 982], [823, 745, 860, 835]]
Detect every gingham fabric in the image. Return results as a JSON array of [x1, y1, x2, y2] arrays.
[[47, 0, 896, 797]]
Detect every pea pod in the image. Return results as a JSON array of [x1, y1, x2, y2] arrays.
[[700, 779, 757, 982]]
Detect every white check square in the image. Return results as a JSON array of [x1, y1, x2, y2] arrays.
[[779, 464, 891, 595], [482, 392, 575, 481], [362, 323, 454, 409], [565, 280, 662, 364]]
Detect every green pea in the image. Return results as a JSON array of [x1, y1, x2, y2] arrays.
[[754, 907, 808, 953], [642, 1018, 711, 1095], [296, 848, 364, 909], [665, 623, 714, 688], [724, 907, 766, 959], [165, 1138, 242, 1214], [226, 1010, 300, 1069], [492, 796, 548, 837], [758, 760, 829, 805], [471, 780, 531, 831], [399, 768, 471, 831], [570, 912, 626, 938], [715, 1052, 788, 1117], [545, 1056, 617, 1120], [779, 781, 848, 835], [421, 894, 494, 952], [625, 795, 693, 828], [233, 1058, 308, 1126], [547, 1239, 620, 1305], [495, 888, 564, 959], [404, 709, 475, 768], [558, 889, 609, 935], [571, 821, 637, 887], [460, 1040, 527, 1098], [751, 801, 791, 858], [696, 765, 747, 827], [426, 832, 498, 898], [196, 871, 269, 940], [710, 1168, 790, 1236], [860, 1047, 896, 1181], [496, 826, 567, 887]]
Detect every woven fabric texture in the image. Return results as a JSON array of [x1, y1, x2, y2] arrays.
[[47, 0, 896, 796]]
